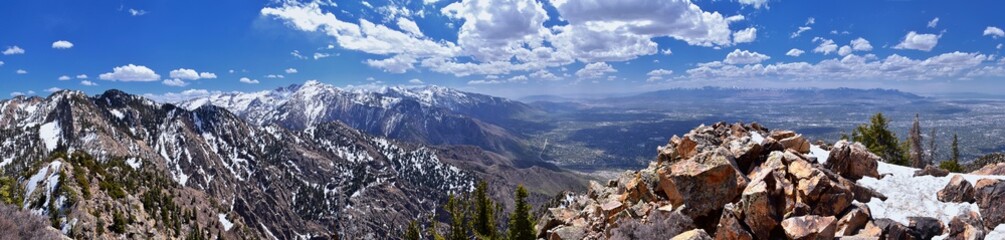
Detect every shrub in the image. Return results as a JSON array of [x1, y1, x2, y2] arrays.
[[0, 203, 62, 239], [609, 211, 695, 240]]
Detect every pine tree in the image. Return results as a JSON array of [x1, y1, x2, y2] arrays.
[[445, 195, 468, 240], [952, 133, 960, 163], [908, 114, 925, 168], [851, 113, 909, 166], [508, 185, 535, 240], [928, 128, 938, 163], [472, 181, 497, 239], [404, 220, 421, 240], [429, 214, 446, 240], [940, 133, 964, 172]]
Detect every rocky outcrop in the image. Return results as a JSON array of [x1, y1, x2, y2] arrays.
[[914, 165, 950, 177], [946, 211, 986, 240], [536, 123, 906, 240], [974, 178, 1005, 230], [908, 217, 944, 240], [937, 175, 976, 203], [780, 215, 837, 240], [671, 229, 713, 240], [824, 140, 880, 180]]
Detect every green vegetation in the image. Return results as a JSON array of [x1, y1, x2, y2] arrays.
[[849, 113, 909, 166], [412, 181, 534, 240], [940, 133, 964, 173], [0, 176, 22, 205], [110, 210, 127, 233]]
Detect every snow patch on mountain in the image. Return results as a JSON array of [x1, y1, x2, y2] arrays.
[[39, 121, 62, 151], [219, 213, 234, 231]]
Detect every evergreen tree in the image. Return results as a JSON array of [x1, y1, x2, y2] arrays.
[[429, 214, 446, 240], [508, 185, 535, 240], [952, 133, 960, 163], [445, 195, 468, 240], [472, 181, 497, 239], [941, 133, 964, 172], [404, 220, 421, 240], [851, 113, 909, 165], [928, 128, 938, 163]]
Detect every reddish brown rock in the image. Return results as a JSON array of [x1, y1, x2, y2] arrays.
[[974, 178, 1005, 230], [795, 170, 853, 216], [714, 204, 753, 240], [836, 203, 872, 236], [741, 163, 787, 239], [825, 140, 881, 180], [945, 211, 986, 240], [671, 229, 713, 240], [657, 150, 742, 219], [620, 173, 655, 204], [781, 215, 837, 240], [677, 136, 699, 160], [938, 175, 976, 203], [779, 134, 812, 154]]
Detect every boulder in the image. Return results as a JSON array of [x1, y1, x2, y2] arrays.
[[907, 217, 943, 240], [770, 130, 797, 140], [779, 134, 812, 154], [937, 175, 976, 203], [973, 162, 1005, 175], [780, 215, 837, 240], [547, 226, 586, 240], [620, 173, 655, 204], [836, 203, 872, 236], [855, 221, 883, 238], [795, 169, 853, 216], [945, 211, 986, 240], [824, 140, 880, 180], [913, 165, 950, 177], [873, 218, 917, 240], [741, 163, 786, 239], [671, 229, 713, 240], [657, 150, 742, 219], [677, 136, 700, 160], [714, 204, 753, 240], [601, 201, 625, 224], [974, 178, 1005, 230]]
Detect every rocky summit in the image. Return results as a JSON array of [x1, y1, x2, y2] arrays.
[[537, 122, 1005, 240]]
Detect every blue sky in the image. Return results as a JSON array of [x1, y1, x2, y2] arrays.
[[1, 0, 1004, 100]]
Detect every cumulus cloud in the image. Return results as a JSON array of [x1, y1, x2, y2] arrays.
[[128, 9, 147, 16], [733, 28, 757, 44], [16, 69, 27, 74], [575, 62, 617, 79], [408, 78, 424, 84], [266, 74, 285, 79], [738, 0, 768, 9], [76, 74, 88, 79], [169, 68, 216, 80], [366, 55, 416, 73], [724, 49, 770, 65], [786, 48, 805, 57], [142, 89, 223, 103], [984, 26, 1004, 38], [837, 46, 853, 56], [51, 40, 74, 49], [3, 46, 25, 55], [685, 51, 992, 82], [646, 68, 674, 82], [162, 79, 188, 87], [530, 69, 561, 81], [99, 64, 160, 81], [850, 38, 873, 51], [0, 61, 3, 66], [239, 77, 260, 84], [396, 18, 423, 37], [285, 68, 298, 74], [791, 18, 815, 38], [58, 75, 71, 81], [80, 80, 98, 86], [927, 18, 939, 28], [45, 87, 62, 93], [893, 31, 940, 51], [813, 38, 838, 55]]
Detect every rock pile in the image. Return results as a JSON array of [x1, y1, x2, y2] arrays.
[[536, 122, 971, 240]]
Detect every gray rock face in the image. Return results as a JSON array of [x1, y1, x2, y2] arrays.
[[824, 140, 880, 181], [937, 175, 976, 203], [974, 178, 1005, 230]]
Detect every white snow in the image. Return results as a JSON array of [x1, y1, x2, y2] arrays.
[[219, 213, 234, 231], [750, 132, 765, 143], [23, 161, 63, 209], [0, 157, 12, 167], [809, 145, 830, 163], [39, 121, 62, 151], [125, 158, 142, 169], [109, 109, 125, 119]]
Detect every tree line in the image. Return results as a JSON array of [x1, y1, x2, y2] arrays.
[[404, 181, 537, 240], [846, 112, 962, 172]]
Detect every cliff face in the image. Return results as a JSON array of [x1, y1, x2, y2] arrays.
[[537, 122, 1004, 240]]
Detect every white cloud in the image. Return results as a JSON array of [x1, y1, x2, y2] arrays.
[[529, 69, 561, 81], [58, 75, 71, 81], [837, 45, 853, 56], [732, 28, 757, 44], [685, 51, 992, 82], [45, 87, 62, 93], [791, 27, 811, 38], [0, 61, 4, 66], [169, 68, 200, 80], [313, 52, 331, 60], [661, 49, 673, 55], [51, 40, 74, 49], [893, 31, 940, 51], [366, 54, 416, 73], [99, 64, 161, 81], [285, 68, 298, 74], [76, 74, 88, 79], [984, 26, 1005, 38], [142, 89, 222, 103], [291, 50, 307, 59], [199, 72, 217, 79], [724, 49, 770, 65], [3, 46, 24, 55], [575, 62, 617, 79], [424, 0, 441, 4], [162, 79, 188, 87], [927, 18, 939, 28], [239, 77, 260, 84], [408, 78, 424, 84], [850, 38, 873, 51], [128, 9, 147, 16], [646, 68, 674, 82], [467, 79, 505, 85], [813, 38, 838, 55], [396, 18, 423, 37], [80, 80, 98, 86], [738, 0, 768, 9], [16, 69, 27, 74], [805, 17, 815, 25], [266, 74, 285, 79], [786, 48, 805, 57]]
